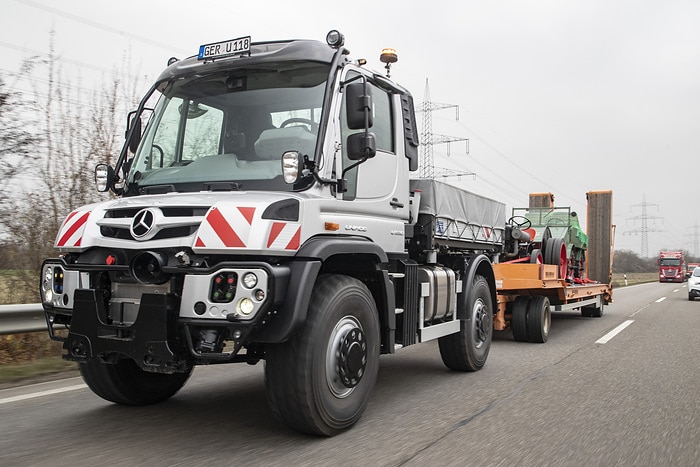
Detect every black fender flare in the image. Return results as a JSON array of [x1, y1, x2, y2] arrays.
[[254, 236, 392, 343], [458, 254, 497, 320]]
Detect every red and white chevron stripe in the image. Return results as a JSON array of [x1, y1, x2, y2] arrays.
[[196, 206, 255, 248], [55, 210, 91, 247], [195, 205, 301, 251], [267, 222, 301, 250]]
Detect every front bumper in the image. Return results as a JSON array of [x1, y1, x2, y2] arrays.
[[42, 259, 289, 373]]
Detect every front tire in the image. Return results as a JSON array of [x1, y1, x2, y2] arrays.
[[439, 275, 493, 371], [79, 358, 193, 405], [264, 274, 380, 436]]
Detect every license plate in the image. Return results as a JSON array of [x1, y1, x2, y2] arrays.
[[198, 36, 251, 60]]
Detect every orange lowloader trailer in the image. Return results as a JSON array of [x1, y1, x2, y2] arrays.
[[492, 190, 614, 343]]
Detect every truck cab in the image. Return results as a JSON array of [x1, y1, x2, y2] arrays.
[[40, 31, 495, 436]]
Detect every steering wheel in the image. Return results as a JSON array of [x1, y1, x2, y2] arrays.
[[508, 215, 532, 230], [280, 117, 318, 132]]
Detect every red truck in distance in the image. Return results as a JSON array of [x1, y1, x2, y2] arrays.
[[658, 251, 685, 282]]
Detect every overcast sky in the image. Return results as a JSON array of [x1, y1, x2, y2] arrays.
[[2, 0, 699, 257]]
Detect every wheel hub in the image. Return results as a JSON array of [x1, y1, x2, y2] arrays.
[[473, 299, 491, 345], [337, 328, 366, 388]]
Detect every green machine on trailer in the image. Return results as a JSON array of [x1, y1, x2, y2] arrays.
[[507, 192, 588, 281]]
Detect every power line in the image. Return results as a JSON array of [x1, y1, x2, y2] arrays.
[[0, 40, 146, 81], [685, 221, 700, 257], [417, 78, 472, 180], [624, 194, 663, 257], [13, 0, 190, 56]]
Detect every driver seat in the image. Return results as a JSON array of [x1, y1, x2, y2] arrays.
[[238, 108, 275, 160]]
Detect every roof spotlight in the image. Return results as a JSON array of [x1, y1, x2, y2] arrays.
[[326, 30, 345, 48]]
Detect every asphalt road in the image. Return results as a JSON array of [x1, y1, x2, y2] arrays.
[[1, 281, 698, 466]]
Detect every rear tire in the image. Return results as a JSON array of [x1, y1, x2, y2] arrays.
[[439, 275, 493, 371], [264, 274, 380, 436], [510, 296, 530, 342], [581, 302, 604, 318], [526, 296, 551, 343], [79, 358, 193, 405]]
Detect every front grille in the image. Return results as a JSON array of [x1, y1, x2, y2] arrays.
[[101, 224, 200, 240], [99, 206, 209, 241]]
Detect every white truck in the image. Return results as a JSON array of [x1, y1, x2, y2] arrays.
[[40, 31, 505, 436]]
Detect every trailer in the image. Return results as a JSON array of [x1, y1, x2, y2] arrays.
[[493, 190, 614, 343]]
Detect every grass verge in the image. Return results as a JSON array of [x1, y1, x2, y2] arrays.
[[0, 357, 79, 389]]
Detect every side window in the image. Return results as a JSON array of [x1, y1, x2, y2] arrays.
[[150, 98, 223, 167], [150, 97, 181, 168], [340, 79, 394, 200], [181, 102, 223, 160], [372, 86, 394, 153]]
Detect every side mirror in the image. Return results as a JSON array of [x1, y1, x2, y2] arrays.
[[282, 151, 303, 184], [346, 132, 376, 160], [95, 164, 115, 192], [126, 111, 142, 154], [345, 81, 373, 130]]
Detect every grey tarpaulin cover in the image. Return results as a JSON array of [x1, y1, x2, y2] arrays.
[[410, 178, 505, 248]]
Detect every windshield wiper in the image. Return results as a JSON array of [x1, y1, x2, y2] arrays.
[[140, 184, 177, 195], [204, 181, 243, 191]]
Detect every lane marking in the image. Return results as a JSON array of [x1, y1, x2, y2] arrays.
[[655, 297, 667, 303], [596, 320, 634, 344], [0, 384, 86, 405]]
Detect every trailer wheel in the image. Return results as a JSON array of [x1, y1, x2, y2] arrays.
[[439, 275, 493, 371], [526, 296, 551, 343], [264, 274, 380, 436], [78, 358, 193, 405], [581, 302, 604, 318], [510, 296, 530, 342]]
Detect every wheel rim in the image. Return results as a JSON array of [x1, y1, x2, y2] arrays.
[[326, 315, 365, 398], [543, 306, 551, 335], [472, 298, 490, 348]]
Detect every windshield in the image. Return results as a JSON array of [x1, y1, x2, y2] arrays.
[[660, 258, 681, 266], [126, 61, 328, 193]]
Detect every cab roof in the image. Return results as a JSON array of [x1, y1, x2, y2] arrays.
[[156, 39, 341, 83]]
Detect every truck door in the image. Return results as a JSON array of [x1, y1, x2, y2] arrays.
[[337, 71, 410, 250]]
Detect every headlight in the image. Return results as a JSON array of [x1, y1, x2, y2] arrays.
[[236, 298, 255, 315], [242, 272, 258, 289], [43, 288, 53, 303]]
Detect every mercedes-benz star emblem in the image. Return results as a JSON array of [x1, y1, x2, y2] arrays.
[[130, 208, 156, 239]]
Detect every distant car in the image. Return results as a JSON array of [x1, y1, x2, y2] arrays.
[[688, 267, 700, 300]]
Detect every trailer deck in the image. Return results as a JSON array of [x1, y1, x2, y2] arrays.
[[492, 262, 612, 331]]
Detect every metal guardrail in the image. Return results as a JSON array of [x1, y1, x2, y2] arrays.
[[0, 303, 46, 335]]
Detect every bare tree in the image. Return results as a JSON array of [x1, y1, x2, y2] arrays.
[[0, 76, 40, 195], [1, 33, 146, 297]]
